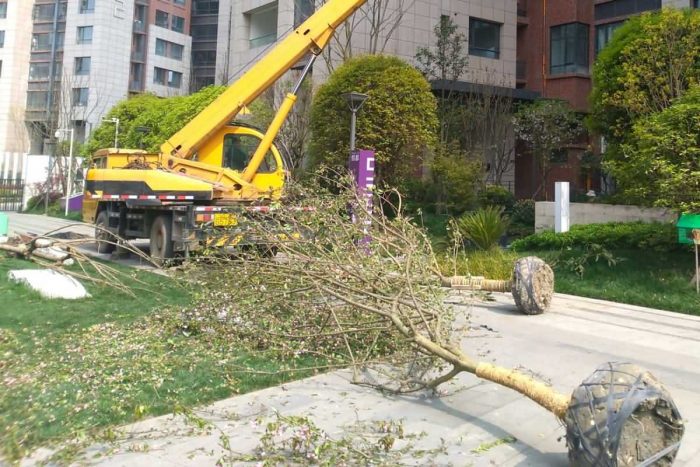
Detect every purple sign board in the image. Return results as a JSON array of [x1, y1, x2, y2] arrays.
[[348, 149, 375, 245]]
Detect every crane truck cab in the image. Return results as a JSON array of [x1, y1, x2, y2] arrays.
[[84, 124, 286, 261]]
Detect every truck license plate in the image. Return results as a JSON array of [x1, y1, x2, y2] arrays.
[[213, 213, 238, 227]]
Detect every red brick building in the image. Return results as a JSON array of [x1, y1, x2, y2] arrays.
[[513, 0, 692, 200]]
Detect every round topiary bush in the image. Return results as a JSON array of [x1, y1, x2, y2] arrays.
[[308, 55, 438, 188]]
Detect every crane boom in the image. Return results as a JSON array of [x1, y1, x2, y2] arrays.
[[161, 0, 368, 159]]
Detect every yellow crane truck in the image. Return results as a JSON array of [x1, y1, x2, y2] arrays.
[[83, 0, 367, 260]]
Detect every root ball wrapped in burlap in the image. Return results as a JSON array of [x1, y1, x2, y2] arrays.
[[510, 256, 554, 315], [565, 362, 684, 467]]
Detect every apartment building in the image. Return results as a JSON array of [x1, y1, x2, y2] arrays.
[[0, 1, 33, 153], [195, 0, 521, 187], [514, 0, 699, 199], [22, 0, 192, 154]]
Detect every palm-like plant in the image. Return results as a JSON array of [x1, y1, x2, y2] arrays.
[[452, 206, 509, 250]]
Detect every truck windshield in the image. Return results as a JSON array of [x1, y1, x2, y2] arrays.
[[222, 134, 277, 173]]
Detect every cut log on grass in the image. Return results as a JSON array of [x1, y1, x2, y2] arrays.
[[441, 256, 555, 315]]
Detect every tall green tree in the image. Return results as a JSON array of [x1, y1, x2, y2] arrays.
[[611, 86, 700, 212], [83, 86, 225, 156], [590, 9, 700, 208], [308, 55, 439, 188], [415, 14, 469, 144], [590, 9, 700, 152], [513, 100, 584, 199]]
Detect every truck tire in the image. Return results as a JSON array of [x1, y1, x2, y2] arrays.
[[95, 210, 116, 254], [150, 215, 174, 263]]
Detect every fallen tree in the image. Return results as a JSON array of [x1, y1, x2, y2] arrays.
[[160, 180, 687, 465]]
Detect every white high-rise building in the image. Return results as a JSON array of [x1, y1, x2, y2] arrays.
[[0, 0, 33, 153], [21, 0, 192, 153]]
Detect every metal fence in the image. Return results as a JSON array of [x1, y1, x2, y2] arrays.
[[0, 178, 25, 211]]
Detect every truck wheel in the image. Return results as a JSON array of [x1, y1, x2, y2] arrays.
[[95, 211, 116, 254], [150, 215, 174, 263]]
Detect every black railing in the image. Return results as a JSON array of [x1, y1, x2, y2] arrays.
[[0, 178, 25, 211]]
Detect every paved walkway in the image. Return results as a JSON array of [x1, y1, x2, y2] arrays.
[[21, 293, 700, 466], [3, 212, 154, 269]]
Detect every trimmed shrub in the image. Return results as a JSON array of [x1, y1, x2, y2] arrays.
[[510, 221, 681, 253], [479, 185, 515, 211]]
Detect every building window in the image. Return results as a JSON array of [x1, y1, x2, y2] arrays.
[[595, 21, 623, 55], [191, 24, 217, 40], [154, 67, 182, 88], [77, 26, 93, 44], [171, 15, 185, 33], [155, 39, 184, 60], [193, 50, 216, 66], [0, 3, 7, 19], [594, 0, 661, 21], [167, 70, 182, 88], [694, 0, 699, 7], [0, 30, 4, 48], [75, 57, 91, 75], [32, 33, 49, 51], [173, 0, 186, 6], [29, 62, 51, 80], [550, 22, 589, 75], [72, 88, 89, 106], [248, 4, 278, 48], [294, 0, 314, 27], [193, 1, 219, 14], [469, 18, 501, 59], [155, 10, 169, 28], [79, 0, 95, 14], [27, 91, 48, 109]]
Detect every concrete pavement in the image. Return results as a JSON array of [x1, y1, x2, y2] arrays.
[[22, 292, 700, 466], [3, 212, 154, 269]]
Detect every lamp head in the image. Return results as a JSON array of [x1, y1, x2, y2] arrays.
[[342, 92, 369, 112]]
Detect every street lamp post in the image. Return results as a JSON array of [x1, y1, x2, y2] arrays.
[[342, 92, 368, 153], [103, 117, 120, 149], [54, 128, 75, 216]]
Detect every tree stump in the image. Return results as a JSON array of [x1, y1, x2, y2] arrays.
[[510, 256, 554, 315], [565, 362, 684, 467]]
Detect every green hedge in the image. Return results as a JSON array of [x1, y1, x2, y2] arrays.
[[510, 221, 682, 253]]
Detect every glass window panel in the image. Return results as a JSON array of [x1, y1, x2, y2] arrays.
[[469, 18, 501, 59], [171, 15, 185, 33], [75, 56, 91, 75], [550, 23, 589, 75], [79, 0, 95, 14], [155, 10, 169, 28], [77, 26, 93, 44], [29, 62, 51, 80], [155, 38, 167, 56], [222, 134, 277, 173]]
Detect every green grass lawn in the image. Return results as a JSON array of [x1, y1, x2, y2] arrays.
[[0, 256, 321, 461], [531, 249, 700, 315]]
